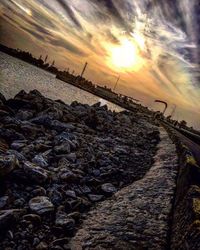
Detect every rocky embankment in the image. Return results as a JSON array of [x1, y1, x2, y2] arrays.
[[69, 128, 178, 250], [0, 90, 159, 250]]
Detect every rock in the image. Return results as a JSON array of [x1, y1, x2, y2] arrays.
[[7, 150, 26, 161], [32, 187, 47, 196], [88, 194, 104, 202], [13, 198, 25, 207], [29, 196, 54, 215], [0, 155, 18, 177], [49, 189, 63, 206], [16, 110, 34, 120], [0, 196, 9, 209], [64, 190, 76, 199], [54, 142, 71, 154], [36, 241, 48, 250], [55, 211, 75, 231], [66, 153, 76, 163], [10, 140, 27, 150], [32, 155, 48, 168], [23, 214, 41, 225], [23, 161, 48, 184], [59, 171, 77, 182], [101, 183, 117, 194], [50, 120, 70, 132], [0, 209, 25, 230]]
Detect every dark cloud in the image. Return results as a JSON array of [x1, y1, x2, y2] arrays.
[[90, 0, 132, 32], [49, 37, 87, 56], [56, 0, 83, 30]]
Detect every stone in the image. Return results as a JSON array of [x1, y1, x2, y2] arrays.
[[54, 142, 71, 154], [23, 214, 41, 225], [59, 171, 77, 182], [50, 120, 70, 132], [88, 194, 104, 202], [23, 161, 48, 184], [55, 211, 75, 231], [32, 187, 46, 196], [0, 155, 18, 177], [36, 241, 48, 250], [0, 196, 9, 209], [64, 190, 76, 199], [101, 183, 117, 194], [32, 155, 48, 168], [7, 150, 26, 161], [66, 153, 76, 163], [10, 141, 27, 150], [29, 196, 54, 215], [0, 209, 25, 230]]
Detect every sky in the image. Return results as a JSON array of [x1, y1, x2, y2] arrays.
[[0, 0, 200, 127]]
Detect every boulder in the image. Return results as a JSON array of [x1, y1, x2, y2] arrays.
[[29, 196, 54, 215]]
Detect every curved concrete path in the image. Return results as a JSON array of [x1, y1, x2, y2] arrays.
[[69, 127, 178, 250]]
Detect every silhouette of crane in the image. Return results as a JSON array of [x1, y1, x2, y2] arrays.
[[154, 100, 168, 114]]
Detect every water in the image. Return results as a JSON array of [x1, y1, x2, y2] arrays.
[[0, 52, 123, 112]]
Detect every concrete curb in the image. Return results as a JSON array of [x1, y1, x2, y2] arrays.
[[163, 125, 200, 249]]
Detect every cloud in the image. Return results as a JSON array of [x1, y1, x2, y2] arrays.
[[56, 0, 83, 30], [49, 37, 87, 56]]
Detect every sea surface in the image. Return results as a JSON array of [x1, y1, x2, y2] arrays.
[[0, 52, 123, 112]]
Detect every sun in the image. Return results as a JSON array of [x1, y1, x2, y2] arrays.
[[108, 39, 143, 71]]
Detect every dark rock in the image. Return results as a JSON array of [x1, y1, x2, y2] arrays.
[[23, 214, 41, 225], [0, 155, 18, 177], [64, 190, 76, 199], [32, 155, 48, 168], [101, 183, 117, 194], [0, 196, 9, 209], [54, 142, 71, 155], [7, 150, 26, 161], [0, 209, 25, 231], [32, 187, 46, 196], [23, 161, 49, 184], [88, 194, 104, 202], [10, 140, 27, 150], [29, 196, 54, 215], [66, 153, 76, 162], [55, 211, 75, 231], [49, 189, 63, 206], [36, 241, 48, 250], [13, 198, 25, 207]]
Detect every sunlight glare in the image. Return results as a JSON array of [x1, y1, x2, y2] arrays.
[[108, 39, 143, 71]]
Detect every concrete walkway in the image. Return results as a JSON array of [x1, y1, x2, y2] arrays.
[[69, 127, 178, 250]]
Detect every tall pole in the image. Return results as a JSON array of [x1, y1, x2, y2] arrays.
[[113, 75, 120, 92], [81, 62, 88, 78]]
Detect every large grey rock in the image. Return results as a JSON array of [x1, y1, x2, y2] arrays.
[[29, 196, 54, 215]]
